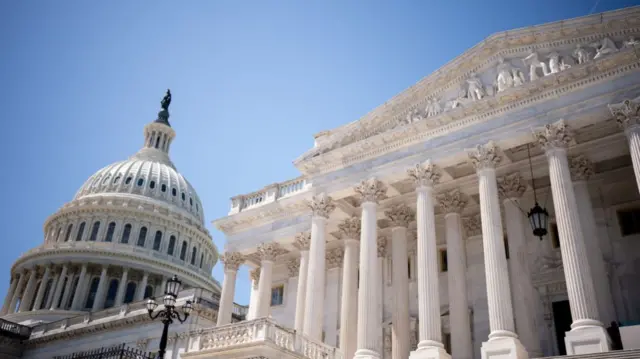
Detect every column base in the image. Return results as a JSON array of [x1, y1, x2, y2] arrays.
[[565, 325, 611, 355], [354, 349, 380, 359], [481, 337, 528, 359], [409, 346, 451, 359]]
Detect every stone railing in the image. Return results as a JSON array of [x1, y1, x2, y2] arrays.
[[195, 318, 342, 359], [0, 317, 32, 339], [228, 176, 310, 214]]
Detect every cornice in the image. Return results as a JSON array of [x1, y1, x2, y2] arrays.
[[214, 199, 310, 235]]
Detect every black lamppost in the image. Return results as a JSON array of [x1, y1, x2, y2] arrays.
[[525, 143, 549, 240], [146, 275, 193, 359]]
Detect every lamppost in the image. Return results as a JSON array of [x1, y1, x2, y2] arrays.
[[146, 275, 193, 359]]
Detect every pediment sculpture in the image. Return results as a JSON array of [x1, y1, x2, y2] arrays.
[[624, 36, 640, 48], [494, 58, 526, 93], [591, 37, 618, 59]]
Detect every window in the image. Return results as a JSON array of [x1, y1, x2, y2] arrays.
[[550, 223, 560, 249], [191, 247, 197, 265], [618, 208, 640, 236], [125, 177, 132, 185], [167, 236, 176, 255], [104, 279, 119, 309], [439, 249, 448, 272], [105, 222, 116, 242], [55, 227, 63, 242], [190, 198, 193, 206], [84, 277, 100, 309], [172, 188, 177, 197], [155, 136, 160, 148], [161, 184, 167, 193], [124, 282, 137, 304], [121, 224, 132, 244], [150, 180, 156, 189], [504, 235, 510, 259], [113, 175, 121, 184], [271, 285, 284, 306], [181, 192, 186, 201], [75, 222, 86, 241], [144, 285, 154, 299], [89, 221, 100, 241], [137, 178, 144, 186], [180, 241, 187, 261], [153, 231, 162, 251], [64, 224, 73, 242], [408, 256, 412, 279], [137, 226, 148, 247], [199, 253, 204, 268]]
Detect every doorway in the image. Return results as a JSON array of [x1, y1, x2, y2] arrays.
[[552, 300, 572, 355]]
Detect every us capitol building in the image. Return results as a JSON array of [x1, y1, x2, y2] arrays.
[[3, 6, 640, 359]]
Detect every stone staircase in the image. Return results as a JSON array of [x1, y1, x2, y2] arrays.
[[534, 349, 640, 359]]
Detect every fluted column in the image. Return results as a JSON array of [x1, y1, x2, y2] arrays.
[[354, 178, 387, 359], [71, 264, 88, 310], [50, 264, 68, 310], [437, 190, 473, 359], [468, 142, 527, 358], [293, 232, 311, 333], [326, 248, 344, 346], [570, 156, 616, 325], [376, 236, 387, 354], [8, 271, 27, 314], [2, 274, 20, 315], [114, 268, 129, 307], [92, 266, 109, 311], [217, 252, 244, 325], [385, 204, 414, 359], [46, 270, 61, 309], [535, 121, 609, 354], [303, 193, 335, 340], [406, 161, 449, 359], [19, 268, 38, 312], [339, 217, 360, 359], [33, 265, 52, 310], [135, 272, 149, 302], [498, 173, 542, 357], [247, 268, 260, 320], [255, 243, 282, 318], [59, 271, 76, 310], [609, 97, 640, 193]]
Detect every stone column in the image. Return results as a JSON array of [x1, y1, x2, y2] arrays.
[[535, 121, 609, 354], [376, 236, 387, 354], [385, 204, 414, 359], [60, 272, 76, 310], [303, 193, 335, 340], [247, 268, 260, 320], [293, 232, 311, 333], [9, 271, 27, 313], [467, 142, 526, 358], [438, 190, 473, 359], [50, 264, 68, 310], [92, 266, 109, 311], [407, 161, 449, 359], [609, 97, 640, 194], [19, 268, 38, 312], [46, 269, 61, 309], [71, 264, 88, 310], [354, 178, 387, 359], [33, 265, 52, 310], [217, 252, 244, 326], [135, 272, 149, 301], [255, 243, 282, 318], [569, 156, 616, 325], [1, 274, 20, 315], [498, 173, 543, 357], [338, 216, 360, 359], [326, 248, 344, 346], [114, 268, 129, 307], [287, 259, 300, 326]]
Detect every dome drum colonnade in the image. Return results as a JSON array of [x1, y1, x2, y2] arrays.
[[215, 114, 640, 359]]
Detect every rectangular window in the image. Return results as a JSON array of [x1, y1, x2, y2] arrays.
[[408, 256, 412, 280], [439, 249, 448, 272], [550, 223, 560, 249], [270, 285, 284, 306], [504, 235, 510, 260], [443, 333, 451, 354], [618, 208, 640, 236]]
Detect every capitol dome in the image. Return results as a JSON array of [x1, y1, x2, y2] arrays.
[[1, 90, 220, 324]]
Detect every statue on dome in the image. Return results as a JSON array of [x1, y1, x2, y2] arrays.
[[161, 89, 172, 111]]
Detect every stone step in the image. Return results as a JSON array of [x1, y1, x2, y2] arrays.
[[534, 349, 640, 359]]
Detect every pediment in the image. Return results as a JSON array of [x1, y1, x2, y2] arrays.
[[294, 7, 640, 174]]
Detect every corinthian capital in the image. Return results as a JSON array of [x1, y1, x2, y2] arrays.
[[354, 178, 387, 203], [308, 193, 336, 219], [294, 232, 311, 251], [437, 190, 468, 214], [385, 204, 415, 228], [467, 141, 501, 170], [219, 251, 244, 272], [287, 259, 300, 277], [257, 242, 286, 261], [249, 268, 260, 288], [609, 96, 640, 131], [377, 235, 388, 258], [326, 248, 344, 269], [463, 214, 482, 237], [338, 216, 361, 240], [569, 155, 594, 182], [534, 120, 575, 151], [498, 173, 527, 199], [407, 160, 441, 187]]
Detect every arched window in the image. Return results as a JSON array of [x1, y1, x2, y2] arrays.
[[123, 282, 137, 304], [121, 224, 132, 244], [161, 184, 167, 193], [56, 277, 68, 308], [66, 277, 79, 309], [190, 246, 197, 265], [172, 188, 177, 197], [137, 226, 147, 247], [144, 285, 154, 299], [180, 241, 187, 261], [55, 227, 63, 242], [199, 253, 204, 269], [84, 277, 100, 309], [150, 180, 156, 189], [181, 192, 186, 201], [153, 231, 162, 251], [105, 222, 116, 242], [89, 221, 100, 241], [137, 178, 144, 186], [167, 236, 176, 256], [155, 136, 160, 148], [75, 222, 86, 241], [104, 279, 119, 308], [39, 278, 54, 309], [125, 177, 132, 185], [190, 198, 193, 206], [113, 175, 121, 184]]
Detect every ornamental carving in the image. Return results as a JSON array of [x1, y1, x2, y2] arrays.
[[294, 232, 311, 250], [407, 160, 441, 187], [338, 216, 361, 240], [256, 242, 286, 261], [609, 96, 640, 131], [534, 120, 575, 151], [307, 193, 336, 219], [437, 190, 468, 214], [326, 248, 344, 269], [287, 259, 300, 277], [220, 252, 244, 272], [377, 236, 388, 258], [250, 268, 260, 287], [569, 155, 594, 182], [467, 142, 501, 170], [463, 214, 482, 237], [498, 173, 527, 199], [385, 204, 415, 228], [354, 178, 387, 203]]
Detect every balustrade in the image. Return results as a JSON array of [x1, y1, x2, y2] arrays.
[[229, 177, 309, 214]]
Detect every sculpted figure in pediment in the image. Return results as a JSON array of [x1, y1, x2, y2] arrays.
[[405, 109, 423, 124], [445, 86, 471, 111], [573, 44, 592, 64], [591, 37, 618, 59], [466, 73, 486, 101], [523, 52, 550, 81], [547, 52, 561, 74], [425, 97, 441, 117], [624, 36, 640, 48], [495, 58, 526, 92]]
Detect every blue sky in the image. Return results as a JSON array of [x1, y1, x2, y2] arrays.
[[0, 0, 638, 306]]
